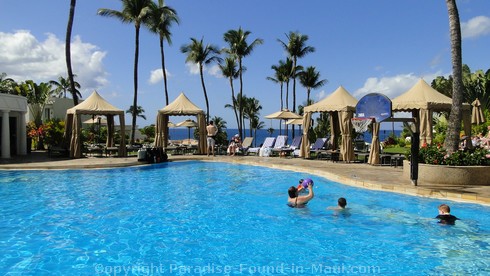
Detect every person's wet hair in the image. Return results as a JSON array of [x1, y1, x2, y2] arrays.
[[288, 186, 298, 198], [439, 204, 450, 213], [338, 197, 347, 208]]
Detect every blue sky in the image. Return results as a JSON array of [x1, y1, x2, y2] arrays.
[[1, 0, 489, 130]]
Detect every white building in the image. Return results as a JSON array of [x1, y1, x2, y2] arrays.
[[27, 97, 78, 122], [0, 93, 27, 158]]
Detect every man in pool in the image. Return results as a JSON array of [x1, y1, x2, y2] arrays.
[[288, 179, 314, 208], [435, 204, 459, 225], [327, 197, 348, 210]]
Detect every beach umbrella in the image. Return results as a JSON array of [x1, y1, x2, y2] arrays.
[[471, 99, 486, 125], [286, 118, 303, 125], [265, 109, 302, 135], [168, 121, 176, 127], [265, 109, 302, 120], [176, 119, 198, 140], [83, 115, 107, 125]]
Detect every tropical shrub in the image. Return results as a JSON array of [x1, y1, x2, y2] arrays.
[[43, 119, 65, 147], [418, 143, 488, 166]]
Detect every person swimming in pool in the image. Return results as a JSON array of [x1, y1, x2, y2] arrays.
[[327, 197, 351, 217], [435, 204, 459, 225], [288, 179, 314, 208], [327, 197, 349, 210]]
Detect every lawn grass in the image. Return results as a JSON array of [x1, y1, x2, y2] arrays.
[[383, 146, 410, 155]]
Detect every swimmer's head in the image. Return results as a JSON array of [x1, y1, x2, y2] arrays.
[[438, 204, 450, 214], [288, 186, 298, 198], [338, 197, 347, 208]]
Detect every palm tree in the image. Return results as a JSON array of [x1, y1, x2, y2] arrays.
[[145, 0, 179, 105], [431, 75, 453, 97], [278, 31, 315, 114], [267, 127, 274, 137], [17, 80, 54, 127], [98, 0, 153, 145], [444, 0, 464, 153], [243, 96, 262, 138], [432, 65, 490, 111], [219, 56, 240, 131], [126, 105, 146, 120], [180, 37, 221, 123], [251, 118, 264, 147], [223, 27, 263, 139], [267, 59, 292, 110], [49, 75, 81, 99], [66, 0, 78, 106], [298, 66, 327, 104]]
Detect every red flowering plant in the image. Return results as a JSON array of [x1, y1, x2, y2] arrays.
[[26, 121, 45, 150], [27, 120, 65, 150], [418, 143, 488, 166], [418, 143, 446, 165]]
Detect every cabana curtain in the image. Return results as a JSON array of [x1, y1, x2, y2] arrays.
[[155, 93, 206, 154], [64, 91, 126, 158], [301, 86, 357, 161]]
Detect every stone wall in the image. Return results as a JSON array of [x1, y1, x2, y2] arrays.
[[403, 160, 490, 186]]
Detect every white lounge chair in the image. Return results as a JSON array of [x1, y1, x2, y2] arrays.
[[271, 135, 289, 156], [238, 137, 254, 155], [247, 137, 276, 156]]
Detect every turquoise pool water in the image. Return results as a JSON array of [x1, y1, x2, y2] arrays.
[[1, 161, 489, 275]]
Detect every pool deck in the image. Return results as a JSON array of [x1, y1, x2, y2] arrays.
[[1, 151, 490, 206]]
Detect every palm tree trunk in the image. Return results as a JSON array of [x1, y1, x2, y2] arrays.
[[159, 36, 169, 105], [229, 77, 239, 132], [444, 0, 463, 153], [238, 59, 244, 139], [66, 0, 78, 106], [285, 81, 289, 110], [199, 65, 210, 123], [292, 58, 297, 138], [280, 82, 284, 110], [131, 24, 140, 145]]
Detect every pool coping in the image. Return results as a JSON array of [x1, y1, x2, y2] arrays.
[[1, 152, 489, 206]]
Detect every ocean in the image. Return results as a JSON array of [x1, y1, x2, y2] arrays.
[[167, 128, 403, 147]]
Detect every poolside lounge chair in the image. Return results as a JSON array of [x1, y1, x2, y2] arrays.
[[287, 136, 303, 157], [237, 137, 254, 155], [247, 137, 276, 156], [310, 137, 329, 154], [309, 137, 333, 159], [271, 135, 288, 156]]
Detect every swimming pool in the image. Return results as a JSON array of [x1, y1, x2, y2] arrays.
[[1, 161, 489, 275]]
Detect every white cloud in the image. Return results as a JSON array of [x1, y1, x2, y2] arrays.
[[461, 16, 490, 39], [184, 62, 222, 78], [149, 68, 173, 84], [0, 30, 108, 95], [353, 72, 444, 99], [185, 62, 200, 75], [149, 69, 163, 84], [208, 64, 222, 78]]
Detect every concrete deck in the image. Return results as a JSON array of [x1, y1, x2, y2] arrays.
[[1, 151, 489, 205]]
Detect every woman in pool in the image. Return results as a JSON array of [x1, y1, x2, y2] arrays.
[[287, 179, 314, 208]]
